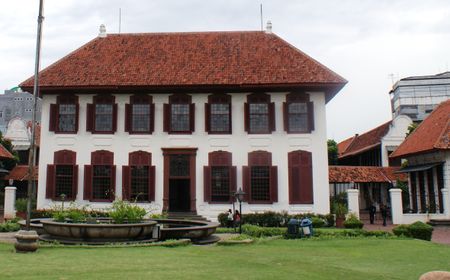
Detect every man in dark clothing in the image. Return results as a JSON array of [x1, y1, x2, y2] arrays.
[[369, 204, 376, 224], [380, 204, 388, 226]]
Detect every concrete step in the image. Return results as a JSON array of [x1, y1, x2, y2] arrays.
[[429, 219, 450, 227], [167, 212, 209, 221]]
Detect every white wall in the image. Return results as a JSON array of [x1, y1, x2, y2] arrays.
[[380, 115, 412, 167], [37, 91, 330, 220]]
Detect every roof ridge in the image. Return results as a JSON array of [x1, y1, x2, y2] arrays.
[[107, 30, 263, 36]]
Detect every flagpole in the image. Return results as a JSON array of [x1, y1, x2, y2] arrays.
[[26, 0, 44, 231]]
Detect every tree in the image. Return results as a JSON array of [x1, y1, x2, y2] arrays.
[[327, 139, 338, 165], [406, 122, 418, 136]]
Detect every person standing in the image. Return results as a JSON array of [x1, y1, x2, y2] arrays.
[[234, 210, 241, 228], [226, 209, 234, 228], [380, 204, 388, 226], [369, 204, 376, 224]]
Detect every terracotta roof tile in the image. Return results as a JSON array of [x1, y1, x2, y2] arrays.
[[20, 31, 346, 99], [391, 100, 450, 158], [0, 144, 14, 159], [4, 165, 38, 181], [329, 166, 406, 183], [338, 121, 392, 158], [337, 136, 355, 156]]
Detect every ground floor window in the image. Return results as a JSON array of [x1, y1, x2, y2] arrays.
[[203, 151, 236, 203]]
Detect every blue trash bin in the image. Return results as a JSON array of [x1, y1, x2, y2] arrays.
[[300, 218, 313, 237], [287, 219, 300, 235]]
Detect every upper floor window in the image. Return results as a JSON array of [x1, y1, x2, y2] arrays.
[[205, 94, 232, 134], [84, 150, 115, 202], [283, 93, 314, 133], [46, 150, 78, 200], [86, 95, 117, 134], [243, 151, 278, 204], [203, 151, 236, 203], [122, 151, 155, 202], [163, 94, 194, 134], [49, 95, 79, 133], [244, 93, 275, 134], [125, 95, 154, 134]]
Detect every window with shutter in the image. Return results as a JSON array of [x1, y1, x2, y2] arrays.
[[123, 151, 154, 202], [87, 150, 115, 201], [206, 93, 232, 134], [125, 95, 154, 134], [47, 150, 78, 200], [87, 95, 117, 134], [204, 151, 236, 203], [288, 150, 313, 204], [49, 95, 79, 133], [164, 94, 194, 134], [244, 151, 277, 204], [245, 93, 275, 134], [284, 93, 314, 133]]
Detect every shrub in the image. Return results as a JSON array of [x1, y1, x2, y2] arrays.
[[109, 200, 146, 224], [311, 216, 326, 228], [392, 225, 411, 237], [242, 224, 286, 237], [392, 222, 433, 241], [0, 220, 20, 232], [324, 214, 335, 227], [218, 212, 228, 227], [343, 213, 364, 229], [15, 198, 28, 212]]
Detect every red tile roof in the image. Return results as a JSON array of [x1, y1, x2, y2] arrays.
[[391, 100, 450, 158], [4, 165, 38, 181], [338, 121, 392, 158], [20, 31, 346, 100], [329, 166, 407, 183], [0, 144, 14, 159]]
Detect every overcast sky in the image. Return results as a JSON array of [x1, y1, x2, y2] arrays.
[[1, 0, 449, 142]]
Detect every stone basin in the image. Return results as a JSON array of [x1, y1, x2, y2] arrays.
[[155, 219, 219, 241]]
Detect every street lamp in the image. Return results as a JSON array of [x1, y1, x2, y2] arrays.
[[234, 188, 246, 234]]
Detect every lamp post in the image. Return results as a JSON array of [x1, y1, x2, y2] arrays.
[[234, 188, 245, 234]]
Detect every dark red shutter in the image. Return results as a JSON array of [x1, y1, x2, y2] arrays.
[[86, 104, 94, 132], [230, 166, 237, 202], [189, 103, 195, 132], [205, 103, 211, 133], [124, 103, 131, 132], [283, 102, 288, 132], [46, 164, 55, 199], [299, 152, 313, 203], [269, 102, 275, 132], [270, 166, 278, 203], [149, 166, 155, 201], [163, 103, 170, 132], [307, 101, 314, 132], [288, 166, 299, 204], [242, 166, 250, 202], [110, 165, 116, 201], [244, 103, 249, 132], [112, 104, 118, 133], [84, 165, 92, 200], [149, 103, 155, 133], [203, 166, 211, 202], [72, 165, 78, 200], [49, 104, 57, 132], [122, 165, 130, 200], [75, 103, 79, 133]]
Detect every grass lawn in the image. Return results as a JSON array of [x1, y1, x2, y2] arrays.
[[0, 238, 449, 279]]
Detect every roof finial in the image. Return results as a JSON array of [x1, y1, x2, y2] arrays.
[[99, 24, 107, 38], [265, 20, 272, 33]]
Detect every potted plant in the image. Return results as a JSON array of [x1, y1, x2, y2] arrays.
[[333, 202, 348, 228]]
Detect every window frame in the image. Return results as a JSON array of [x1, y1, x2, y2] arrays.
[[244, 93, 275, 134], [84, 150, 115, 202], [49, 95, 79, 134], [46, 150, 78, 201], [86, 95, 117, 134], [203, 151, 236, 204], [205, 93, 232, 134], [163, 94, 195, 134], [122, 151, 155, 202], [242, 151, 278, 204], [283, 92, 314, 134], [125, 95, 155, 134]]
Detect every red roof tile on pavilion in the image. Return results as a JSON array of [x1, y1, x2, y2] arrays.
[[390, 100, 450, 158], [4, 165, 38, 181], [338, 121, 392, 158], [19, 31, 346, 101], [0, 144, 14, 159], [329, 166, 407, 183]]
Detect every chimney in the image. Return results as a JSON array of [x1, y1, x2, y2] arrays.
[[99, 24, 107, 38], [265, 20, 272, 33]]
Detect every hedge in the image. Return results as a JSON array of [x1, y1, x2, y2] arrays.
[[343, 214, 364, 229], [393, 222, 433, 241]]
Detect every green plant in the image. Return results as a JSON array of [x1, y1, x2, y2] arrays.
[[217, 212, 228, 227], [109, 200, 146, 224], [392, 225, 411, 237], [392, 222, 433, 241], [15, 198, 28, 212], [324, 213, 335, 227], [343, 213, 364, 229], [0, 220, 20, 232], [241, 224, 286, 237], [311, 216, 326, 228], [333, 202, 348, 218]]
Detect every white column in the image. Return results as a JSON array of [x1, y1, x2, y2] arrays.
[[442, 188, 450, 218], [4, 186, 17, 220], [390, 188, 403, 224], [347, 189, 360, 218]]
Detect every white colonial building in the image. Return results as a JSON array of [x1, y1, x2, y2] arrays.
[[20, 29, 346, 220]]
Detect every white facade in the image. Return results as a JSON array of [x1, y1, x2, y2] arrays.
[[37, 91, 330, 220], [380, 115, 412, 166]]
